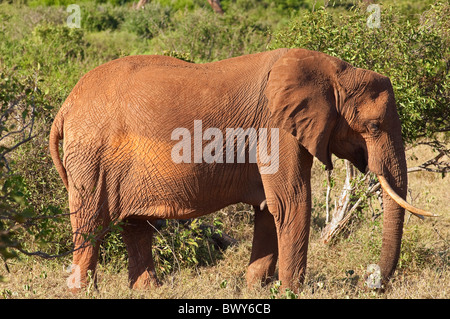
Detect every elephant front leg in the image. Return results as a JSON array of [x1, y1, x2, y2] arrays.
[[259, 142, 313, 293], [122, 219, 159, 289], [246, 205, 278, 287], [275, 201, 311, 293]]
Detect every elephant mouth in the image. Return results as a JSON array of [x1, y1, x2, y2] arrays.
[[354, 147, 368, 173], [330, 145, 368, 173]]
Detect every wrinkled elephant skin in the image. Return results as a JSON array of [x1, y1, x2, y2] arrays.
[[50, 49, 410, 292]]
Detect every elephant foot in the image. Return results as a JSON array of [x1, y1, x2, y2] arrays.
[[66, 261, 98, 293], [129, 269, 160, 290], [246, 255, 277, 288], [67, 277, 97, 294]]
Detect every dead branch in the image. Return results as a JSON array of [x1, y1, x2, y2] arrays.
[[207, 0, 224, 15], [407, 150, 449, 174], [407, 140, 449, 174], [321, 160, 357, 243], [325, 170, 332, 223], [321, 179, 380, 244], [134, 0, 148, 9]]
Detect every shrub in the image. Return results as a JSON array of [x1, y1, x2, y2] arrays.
[[157, 0, 205, 11], [152, 7, 270, 62], [152, 218, 224, 276], [0, 65, 65, 267], [82, 3, 126, 32], [122, 1, 173, 39]]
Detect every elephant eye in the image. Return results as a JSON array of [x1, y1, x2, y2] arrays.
[[367, 122, 380, 134]]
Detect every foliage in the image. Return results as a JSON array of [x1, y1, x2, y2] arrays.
[[156, 0, 205, 11], [94, 217, 226, 277], [152, 218, 224, 276], [142, 4, 274, 62], [270, 280, 298, 299], [0, 65, 61, 269], [121, 1, 173, 39], [81, 2, 126, 32], [31, 24, 86, 62]]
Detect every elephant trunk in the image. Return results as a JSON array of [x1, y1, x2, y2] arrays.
[[371, 134, 438, 287], [369, 135, 408, 285], [378, 171, 407, 282], [365, 125, 438, 288]]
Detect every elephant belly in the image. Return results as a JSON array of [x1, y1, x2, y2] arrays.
[[118, 162, 264, 220]]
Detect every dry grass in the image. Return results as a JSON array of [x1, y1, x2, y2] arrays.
[[1, 143, 448, 299]]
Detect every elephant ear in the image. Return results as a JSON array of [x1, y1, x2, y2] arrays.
[[265, 49, 339, 170]]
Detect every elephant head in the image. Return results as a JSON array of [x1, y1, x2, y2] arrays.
[[265, 48, 433, 284]]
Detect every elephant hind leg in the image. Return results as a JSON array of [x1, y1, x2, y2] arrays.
[[122, 218, 159, 289], [246, 206, 278, 287], [68, 197, 109, 292]]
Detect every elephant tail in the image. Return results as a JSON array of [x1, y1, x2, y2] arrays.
[[49, 110, 68, 190]]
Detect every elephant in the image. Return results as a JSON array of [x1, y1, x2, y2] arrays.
[[49, 48, 433, 292]]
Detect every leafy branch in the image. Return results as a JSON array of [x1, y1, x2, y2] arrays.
[[0, 67, 54, 265]]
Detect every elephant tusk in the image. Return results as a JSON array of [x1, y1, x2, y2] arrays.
[[260, 199, 267, 211], [377, 175, 438, 219]]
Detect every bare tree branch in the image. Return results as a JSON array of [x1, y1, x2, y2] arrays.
[[321, 178, 381, 244], [207, 0, 224, 15], [408, 150, 449, 174], [321, 160, 356, 244], [134, 0, 148, 9]]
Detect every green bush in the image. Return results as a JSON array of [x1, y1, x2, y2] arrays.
[[151, 6, 270, 62], [152, 218, 224, 276], [0, 65, 64, 266], [122, 1, 173, 39], [31, 24, 86, 60], [82, 3, 126, 32], [157, 0, 205, 11], [27, 0, 87, 6]]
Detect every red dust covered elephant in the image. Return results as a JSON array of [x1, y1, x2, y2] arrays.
[[49, 48, 434, 292]]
